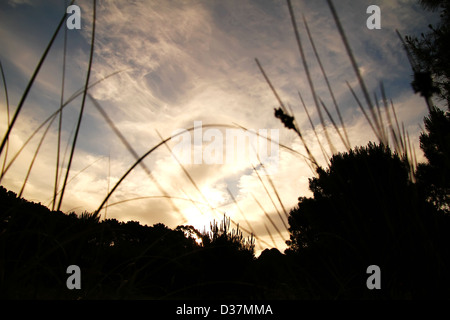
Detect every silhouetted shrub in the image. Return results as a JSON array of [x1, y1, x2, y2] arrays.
[[286, 143, 449, 298]]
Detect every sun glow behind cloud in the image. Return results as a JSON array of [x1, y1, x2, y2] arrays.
[[0, 0, 439, 254]]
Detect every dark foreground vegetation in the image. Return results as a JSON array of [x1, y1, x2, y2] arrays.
[[1, 0, 450, 300], [0, 186, 261, 299], [1, 117, 449, 299]]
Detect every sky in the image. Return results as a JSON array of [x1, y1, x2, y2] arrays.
[[0, 0, 440, 254]]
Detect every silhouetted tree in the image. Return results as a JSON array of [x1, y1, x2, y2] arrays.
[[416, 108, 450, 212], [287, 143, 416, 252], [181, 215, 258, 299], [201, 215, 255, 255], [286, 143, 447, 298], [405, 0, 450, 105]]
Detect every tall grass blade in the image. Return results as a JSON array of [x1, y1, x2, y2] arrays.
[[395, 29, 418, 73], [1, 113, 57, 181], [412, 142, 418, 172], [57, 0, 96, 211], [228, 220, 271, 249], [18, 115, 57, 198], [303, 15, 351, 149], [326, 0, 383, 141], [319, 98, 350, 150], [391, 99, 405, 155], [401, 123, 408, 160], [374, 92, 388, 144], [381, 84, 400, 153], [346, 81, 380, 140], [232, 122, 312, 164], [286, 0, 336, 155], [298, 90, 330, 165], [255, 59, 319, 168], [259, 159, 289, 221], [105, 194, 209, 211], [87, 94, 185, 222], [0, 70, 126, 181], [95, 124, 246, 213], [105, 150, 110, 220], [226, 187, 262, 251], [406, 130, 415, 179], [264, 222, 277, 248], [0, 0, 75, 157], [254, 58, 288, 113], [251, 192, 284, 248], [52, 12, 69, 211], [252, 163, 288, 230], [46, 155, 105, 207], [0, 60, 10, 180], [396, 30, 434, 112], [56, 121, 76, 197], [180, 188, 207, 216], [156, 129, 212, 221]]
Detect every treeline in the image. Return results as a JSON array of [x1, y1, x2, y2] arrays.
[[0, 186, 292, 299]]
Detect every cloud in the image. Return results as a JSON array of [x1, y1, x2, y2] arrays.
[[7, 0, 33, 7]]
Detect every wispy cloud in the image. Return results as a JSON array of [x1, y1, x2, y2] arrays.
[[7, 0, 33, 7]]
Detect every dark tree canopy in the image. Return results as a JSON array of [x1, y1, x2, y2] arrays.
[[287, 143, 417, 252], [416, 108, 450, 211], [285, 143, 449, 298], [405, 0, 450, 104]]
